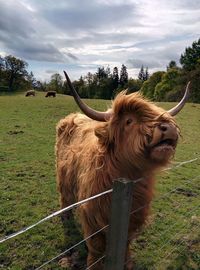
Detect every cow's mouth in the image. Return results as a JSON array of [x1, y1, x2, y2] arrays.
[[153, 138, 177, 149], [150, 137, 178, 162]]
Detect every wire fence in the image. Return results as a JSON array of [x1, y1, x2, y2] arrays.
[[36, 157, 199, 269], [0, 189, 112, 244], [156, 222, 200, 269], [0, 157, 199, 270]]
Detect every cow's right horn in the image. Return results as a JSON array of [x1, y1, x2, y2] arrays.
[[167, 81, 191, 116], [64, 71, 112, 122]]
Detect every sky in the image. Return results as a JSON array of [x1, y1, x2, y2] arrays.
[[0, 0, 200, 82]]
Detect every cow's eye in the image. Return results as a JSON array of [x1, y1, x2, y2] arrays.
[[126, 119, 133, 125]]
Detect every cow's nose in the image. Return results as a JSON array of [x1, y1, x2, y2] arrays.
[[158, 123, 177, 138]]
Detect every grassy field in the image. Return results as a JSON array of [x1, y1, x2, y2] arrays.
[[0, 92, 199, 270]]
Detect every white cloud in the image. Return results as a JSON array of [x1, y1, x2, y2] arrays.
[[0, 0, 199, 80]]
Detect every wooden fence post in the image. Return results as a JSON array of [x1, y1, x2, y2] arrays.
[[104, 178, 134, 270]]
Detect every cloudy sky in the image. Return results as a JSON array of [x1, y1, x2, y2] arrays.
[[0, 0, 200, 82]]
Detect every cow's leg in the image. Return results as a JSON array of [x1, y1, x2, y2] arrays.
[[60, 193, 74, 222], [80, 209, 106, 269], [86, 233, 105, 270], [59, 193, 83, 269]]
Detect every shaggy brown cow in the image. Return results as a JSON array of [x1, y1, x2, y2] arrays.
[[56, 71, 190, 269], [25, 90, 35, 97], [45, 90, 56, 97]]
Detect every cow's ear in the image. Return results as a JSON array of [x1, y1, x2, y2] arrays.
[[95, 123, 110, 146]]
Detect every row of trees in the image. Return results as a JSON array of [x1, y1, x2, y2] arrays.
[[0, 38, 200, 102], [0, 53, 150, 100], [63, 64, 143, 99], [29, 64, 146, 100]]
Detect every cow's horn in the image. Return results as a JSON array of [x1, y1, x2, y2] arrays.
[[168, 81, 191, 116], [64, 71, 112, 122]]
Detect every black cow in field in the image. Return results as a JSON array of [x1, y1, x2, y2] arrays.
[[25, 90, 35, 97], [45, 91, 56, 97]]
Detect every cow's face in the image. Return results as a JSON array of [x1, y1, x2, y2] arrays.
[[100, 92, 179, 170]]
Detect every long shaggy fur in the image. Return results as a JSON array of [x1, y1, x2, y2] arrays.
[[55, 91, 178, 269]]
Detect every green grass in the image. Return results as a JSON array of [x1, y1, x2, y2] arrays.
[[0, 92, 199, 269]]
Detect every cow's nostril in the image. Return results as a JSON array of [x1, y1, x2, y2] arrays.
[[159, 124, 168, 132]]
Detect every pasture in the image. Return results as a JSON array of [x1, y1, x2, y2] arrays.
[[0, 92, 199, 270]]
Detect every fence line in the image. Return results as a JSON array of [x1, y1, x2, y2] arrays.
[[123, 173, 200, 268], [35, 225, 108, 270], [0, 157, 198, 269], [140, 204, 199, 255], [0, 189, 112, 244], [163, 224, 200, 268], [35, 173, 200, 270], [156, 205, 199, 254], [85, 255, 105, 270], [163, 157, 198, 171], [130, 173, 200, 216], [124, 221, 200, 269], [157, 223, 200, 269], [0, 157, 198, 245]]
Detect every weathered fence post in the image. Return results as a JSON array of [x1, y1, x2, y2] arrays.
[[104, 178, 134, 270]]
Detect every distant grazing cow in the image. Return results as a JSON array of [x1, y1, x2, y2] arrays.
[[25, 90, 35, 97], [45, 91, 56, 97], [56, 71, 191, 269]]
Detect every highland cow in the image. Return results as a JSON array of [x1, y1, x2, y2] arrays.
[[45, 90, 56, 97], [25, 90, 35, 97], [56, 71, 190, 269]]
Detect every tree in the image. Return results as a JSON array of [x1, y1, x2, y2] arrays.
[[141, 71, 165, 99], [71, 76, 86, 97], [180, 38, 200, 71], [138, 66, 149, 82], [120, 64, 128, 87], [154, 68, 181, 101], [0, 56, 4, 73], [126, 79, 143, 94], [27, 71, 37, 89], [49, 73, 63, 93], [96, 66, 107, 81], [0, 56, 6, 87], [144, 67, 150, 81], [4, 55, 28, 91], [112, 67, 119, 90], [167, 60, 177, 70]]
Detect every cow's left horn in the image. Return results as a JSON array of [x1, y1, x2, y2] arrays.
[[64, 71, 112, 122], [168, 81, 191, 116]]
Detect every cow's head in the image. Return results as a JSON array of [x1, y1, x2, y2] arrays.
[[64, 71, 190, 171]]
